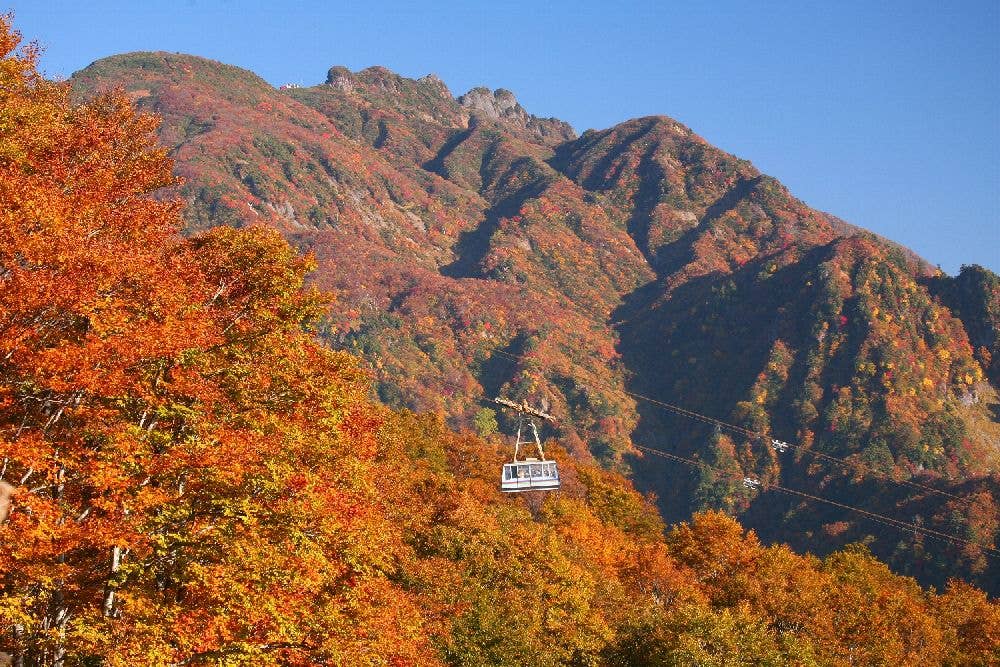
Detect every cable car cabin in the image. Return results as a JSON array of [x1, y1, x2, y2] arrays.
[[501, 458, 560, 492], [493, 396, 560, 493]]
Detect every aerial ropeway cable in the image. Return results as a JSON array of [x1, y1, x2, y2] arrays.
[[488, 348, 975, 506], [425, 347, 992, 552], [632, 442, 1000, 558], [620, 383, 974, 505]]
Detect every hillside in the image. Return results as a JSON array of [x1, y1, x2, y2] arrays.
[[2, 21, 999, 663], [69, 51, 1000, 593]]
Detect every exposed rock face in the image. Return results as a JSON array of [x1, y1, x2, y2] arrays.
[[321, 66, 574, 145], [458, 87, 521, 121], [459, 86, 576, 144], [325, 65, 354, 92]]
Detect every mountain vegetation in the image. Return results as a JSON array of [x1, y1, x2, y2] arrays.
[[0, 16, 997, 664], [66, 43, 1000, 595]]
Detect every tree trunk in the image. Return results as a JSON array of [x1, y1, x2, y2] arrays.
[[0, 480, 13, 523], [102, 545, 122, 618], [10, 623, 24, 667]]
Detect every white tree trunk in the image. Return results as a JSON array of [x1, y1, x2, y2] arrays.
[[102, 545, 122, 617]]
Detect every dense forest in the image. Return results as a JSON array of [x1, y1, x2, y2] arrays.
[[63, 33, 1000, 594], [1, 16, 998, 665]]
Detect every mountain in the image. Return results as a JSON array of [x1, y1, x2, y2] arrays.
[[3, 16, 1000, 662], [71, 52, 1000, 592]]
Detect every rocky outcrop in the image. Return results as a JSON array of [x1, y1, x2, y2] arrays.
[[458, 87, 522, 121], [325, 65, 355, 92], [459, 86, 575, 145], [417, 73, 452, 99]]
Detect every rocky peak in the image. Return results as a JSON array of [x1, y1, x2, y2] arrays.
[[459, 86, 575, 145], [326, 66, 452, 102], [325, 65, 354, 92], [458, 87, 521, 121], [417, 73, 452, 99], [356, 66, 403, 92], [326, 65, 407, 94]]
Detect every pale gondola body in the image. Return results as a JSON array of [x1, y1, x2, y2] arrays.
[[501, 459, 560, 492]]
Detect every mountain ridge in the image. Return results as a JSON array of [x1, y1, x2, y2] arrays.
[[70, 51, 1000, 592]]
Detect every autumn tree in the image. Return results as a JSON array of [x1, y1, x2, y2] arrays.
[[0, 17, 431, 665]]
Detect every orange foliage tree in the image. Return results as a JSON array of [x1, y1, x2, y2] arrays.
[[0, 17, 430, 665]]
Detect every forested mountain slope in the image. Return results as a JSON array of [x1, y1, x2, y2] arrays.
[[70, 51, 1000, 593], [1, 18, 998, 663]]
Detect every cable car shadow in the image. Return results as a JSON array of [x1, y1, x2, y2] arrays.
[[476, 332, 529, 400]]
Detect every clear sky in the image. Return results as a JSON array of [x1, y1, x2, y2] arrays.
[[12, 0, 999, 274]]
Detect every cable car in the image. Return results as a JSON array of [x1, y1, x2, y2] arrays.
[[501, 459, 560, 492], [495, 396, 560, 493]]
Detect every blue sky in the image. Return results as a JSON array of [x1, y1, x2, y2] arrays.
[[12, 0, 999, 273]]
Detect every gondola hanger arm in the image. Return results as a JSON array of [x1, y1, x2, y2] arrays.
[[493, 396, 555, 422]]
